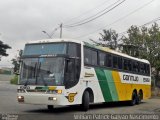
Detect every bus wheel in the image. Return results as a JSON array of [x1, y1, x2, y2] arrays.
[[47, 105, 54, 110], [136, 95, 140, 105], [81, 91, 89, 111], [136, 91, 143, 104], [129, 91, 137, 106]]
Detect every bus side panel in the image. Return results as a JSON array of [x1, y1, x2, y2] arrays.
[[94, 68, 151, 102], [112, 71, 151, 101]]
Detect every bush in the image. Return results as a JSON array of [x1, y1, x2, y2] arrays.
[[10, 75, 18, 84]]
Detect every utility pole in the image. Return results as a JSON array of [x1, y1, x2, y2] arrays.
[[60, 23, 63, 38]]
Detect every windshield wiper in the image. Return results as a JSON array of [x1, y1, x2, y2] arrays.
[[24, 63, 37, 86]]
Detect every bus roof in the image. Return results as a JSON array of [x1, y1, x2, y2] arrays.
[[26, 39, 150, 64], [26, 38, 82, 44]]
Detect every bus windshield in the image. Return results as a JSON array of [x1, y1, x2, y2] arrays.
[[20, 57, 65, 86]]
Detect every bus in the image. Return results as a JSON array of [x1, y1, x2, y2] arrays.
[[17, 39, 151, 111]]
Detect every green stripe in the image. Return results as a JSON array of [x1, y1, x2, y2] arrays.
[[104, 70, 119, 101], [35, 86, 48, 90], [95, 68, 112, 102]]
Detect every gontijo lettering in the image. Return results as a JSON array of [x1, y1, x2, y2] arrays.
[[123, 75, 139, 82]]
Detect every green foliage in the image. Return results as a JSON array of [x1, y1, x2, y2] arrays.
[[11, 58, 20, 73], [0, 40, 11, 56], [11, 50, 23, 73], [122, 23, 160, 86], [10, 75, 18, 85], [90, 29, 119, 50]]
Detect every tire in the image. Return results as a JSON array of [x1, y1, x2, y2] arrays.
[[136, 91, 143, 104], [129, 92, 137, 106], [81, 91, 90, 111], [47, 105, 54, 110], [136, 95, 140, 105]]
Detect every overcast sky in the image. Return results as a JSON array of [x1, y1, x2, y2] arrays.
[[0, 0, 160, 68]]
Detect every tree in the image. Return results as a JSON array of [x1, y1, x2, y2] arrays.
[[147, 23, 160, 86], [11, 50, 23, 73], [90, 29, 119, 50], [0, 40, 11, 57], [121, 25, 144, 57], [121, 23, 160, 87]]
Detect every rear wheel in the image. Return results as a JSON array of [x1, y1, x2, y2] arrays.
[[136, 95, 140, 105], [81, 91, 90, 111], [136, 91, 143, 104], [47, 105, 54, 110], [129, 91, 137, 106]]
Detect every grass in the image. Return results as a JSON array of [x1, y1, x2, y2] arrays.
[[10, 75, 18, 85]]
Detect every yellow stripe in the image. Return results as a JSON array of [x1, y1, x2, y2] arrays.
[[48, 86, 57, 90]]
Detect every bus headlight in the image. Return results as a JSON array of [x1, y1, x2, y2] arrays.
[[48, 97, 57, 101]]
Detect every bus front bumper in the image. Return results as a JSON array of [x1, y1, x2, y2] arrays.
[[17, 93, 68, 105]]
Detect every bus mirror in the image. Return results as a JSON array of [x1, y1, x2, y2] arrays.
[[14, 70, 20, 75], [15, 72, 20, 75]]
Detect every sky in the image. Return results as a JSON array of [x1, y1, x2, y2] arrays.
[[0, 0, 160, 68]]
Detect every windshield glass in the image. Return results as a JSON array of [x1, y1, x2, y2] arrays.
[[20, 57, 64, 86], [23, 43, 67, 55]]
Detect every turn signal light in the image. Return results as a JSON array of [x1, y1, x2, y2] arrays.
[[56, 90, 62, 94]]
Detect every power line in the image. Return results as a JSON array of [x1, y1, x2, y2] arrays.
[[48, 0, 112, 38], [119, 16, 160, 35], [139, 17, 160, 27], [74, 0, 155, 39], [64, 0, 112, 24], [64, 0, 126, 28], [50, 27, 60, 37], [64, 0, 122, 27]]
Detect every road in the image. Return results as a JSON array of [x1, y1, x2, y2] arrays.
[[0, 74, 160, 120]]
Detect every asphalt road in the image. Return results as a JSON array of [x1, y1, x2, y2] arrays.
[[0, 74, 160, 120]]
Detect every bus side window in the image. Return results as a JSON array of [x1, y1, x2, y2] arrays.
[[118, 57, 122, 69], [140, 63, 144, 74], [91, 50, 97, 66], [68, 43, 81, 58], [123, 59, 128, 71], [84, 47, 97, 66], [113, 56, 118, 69], [106, 54, 112, 67], [84, 48, 91, 65], [128, 60, 132, 71], [99, 52, 105, 66]]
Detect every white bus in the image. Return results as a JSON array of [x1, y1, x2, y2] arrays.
[[17, 39, 151, 111]]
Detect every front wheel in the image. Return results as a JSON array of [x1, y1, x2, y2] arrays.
[[81, 91, 90, 111], [47, 105, 54, 110]]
